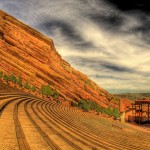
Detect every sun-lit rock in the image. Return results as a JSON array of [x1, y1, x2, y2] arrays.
[[0, 10, 118, 108]]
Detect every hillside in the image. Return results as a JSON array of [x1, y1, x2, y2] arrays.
[[0, 81, 29, 93], [0, 10, 118, 108]]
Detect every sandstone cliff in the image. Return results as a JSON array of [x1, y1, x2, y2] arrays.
[[0, 10, 118, 108]]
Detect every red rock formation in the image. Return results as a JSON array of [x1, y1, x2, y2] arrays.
[[120, 98, 132, 112], [0, 10, 118, 108]]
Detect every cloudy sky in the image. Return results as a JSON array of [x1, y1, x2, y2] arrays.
[[1, 0, 150, 93]]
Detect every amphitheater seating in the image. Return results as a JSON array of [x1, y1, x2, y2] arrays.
[[0, 93, 150, 150]]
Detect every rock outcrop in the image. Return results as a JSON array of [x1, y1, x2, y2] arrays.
[[0, 10, 118, 108]]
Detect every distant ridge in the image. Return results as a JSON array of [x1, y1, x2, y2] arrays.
[[115, 93, 150, 101], [0, 10, 118, 108]]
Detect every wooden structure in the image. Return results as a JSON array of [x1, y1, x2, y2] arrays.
[[132, 100, 150, 124]]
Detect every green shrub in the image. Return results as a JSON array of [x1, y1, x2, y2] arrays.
[[40, 84, 51, 97], [77, 99, 105, 113], [0, 71, 3, 79], [78, 99, 87, 108], [83, 105, 90, 112], [78, 99, 90, 112], [96, 105, 102, 113], [51, 88, 59, 99], [104, 107, 112, 116], [104, 107, 120, 118], [112, 108, 120, 119], [24, 81, 31, 90], [0, 71, 62, 99], [87, 100, 96, 110], [3, 74, 10, 83], [31, 85, 36, 92], [17, 76, 23, 87], [70, 101, 77, 107], [40, 84, 59, 99], [85, 80, 90, 85], [53, 94, 59, 99], [10, 74, 17, 84]]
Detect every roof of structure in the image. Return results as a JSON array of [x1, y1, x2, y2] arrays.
[[135, 100, 150, 104]]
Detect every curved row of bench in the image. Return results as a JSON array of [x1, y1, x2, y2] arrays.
[[0, 93, 150, 150]]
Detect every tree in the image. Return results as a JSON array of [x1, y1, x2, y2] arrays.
[[0, 71, 3, 79], [96, 105, 102, 113], [31, 85, 36, 92], [112, 108, 120, 119], [40, 84, 51, 97], [17, 76, 23, 87], [24, 81, 31, 90], [103, 107, 110, 116], [10, 74, 17, 84], [45, 84, 51, 97], [89, 101, 97, 110], [83, 104, 90, 112], [3, 74, 10, 84], [70, 101, 77, 107], [78, 99, 90, 112], [51, 88, 59, 99], [40, 85, 45, 95]]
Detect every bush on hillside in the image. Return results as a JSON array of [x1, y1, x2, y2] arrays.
[[31, 85, 36, 92], [0, 71, 3, 79], [51, 88, 59, 99], [17, 76, 23, 87], [87, 100, 96, 110], [10, 74, 17, 84], [104, 107, 120, 118], [112, 108, 120, 119], [95, 105, 103, 113], [40, 84, 59, 99], [70, 101, 78, 107], [0, 71, 60, 99], [74, 99, 120, 117], [78, 99, 104, 113], [24, 81, 31, 90], [78, 99, 90, 112], [40, 84, 51, 97], [3, 74, 10, 83]]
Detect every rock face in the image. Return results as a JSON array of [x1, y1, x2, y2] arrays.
[[120, 99, 132, 113], [0, 10, 118, 108]]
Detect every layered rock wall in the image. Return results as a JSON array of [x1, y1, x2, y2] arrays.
[[0, 10, 118, 108]]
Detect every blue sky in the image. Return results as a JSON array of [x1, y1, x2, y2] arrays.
[[1, 0, 150, 93]]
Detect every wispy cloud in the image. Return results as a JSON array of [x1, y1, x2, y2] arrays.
[[1, 0, 150, 93]]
